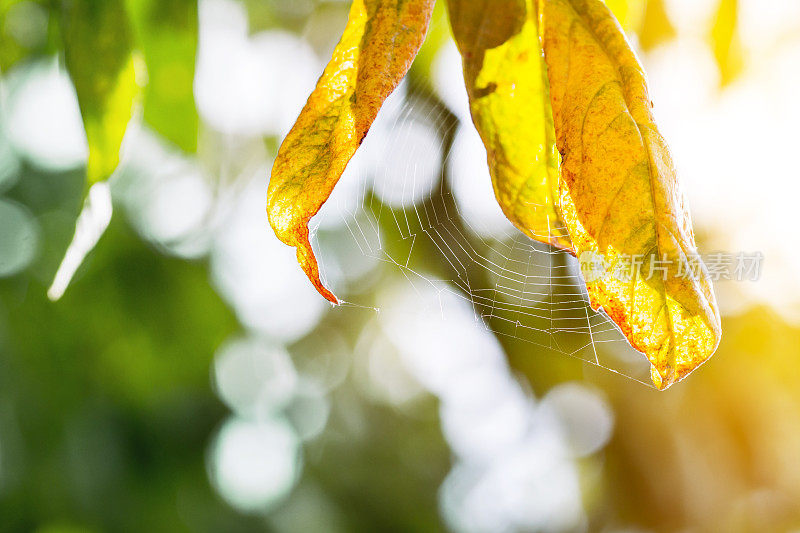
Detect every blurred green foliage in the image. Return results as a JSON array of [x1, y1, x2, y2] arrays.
[[0, 0, 57, 72], [125, 0, 198, 153], [2, 0, 198, 193]]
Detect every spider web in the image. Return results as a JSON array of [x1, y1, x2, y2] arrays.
[[310, 85, 653, 388]]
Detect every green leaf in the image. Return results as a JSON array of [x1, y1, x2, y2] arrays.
[[61, 0, 140, 187], [409, 1, 451, 87], [124, 0, 199, 152]]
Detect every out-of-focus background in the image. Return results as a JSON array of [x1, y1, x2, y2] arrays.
[[1, 0, 800, 531]]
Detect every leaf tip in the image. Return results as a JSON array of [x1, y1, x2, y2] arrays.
[[651, 365, 676, 391], [267, 200, 339, 305], [295, 240, 339, 305], [47, 182, 113, 302]]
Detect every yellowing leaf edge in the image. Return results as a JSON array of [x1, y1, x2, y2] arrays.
[[267, 0, 436, 304]]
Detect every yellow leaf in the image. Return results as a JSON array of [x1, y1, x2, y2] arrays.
[[267, 0, 436, 304], [446, 0, 570, 248], [601, 0, 644, 31], [541, 0, 721, 389], [711, 0, 744, 86], [61, 0, 140, 187], [639, 0, 676, 52]]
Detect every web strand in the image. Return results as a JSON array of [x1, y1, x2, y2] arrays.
[[312, 92, 653, 388]]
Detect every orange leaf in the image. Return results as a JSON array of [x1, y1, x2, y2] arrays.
[[267, 0, 436, 304], [542, 0, 722, 389]]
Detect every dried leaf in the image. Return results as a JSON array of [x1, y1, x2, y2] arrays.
[[61, 0, 140, 187], [447, 0, 570, 248], [267, 0, 436, 304], [542, 0, 721, 389]]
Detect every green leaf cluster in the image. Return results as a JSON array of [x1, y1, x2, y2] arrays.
[[1, 0, 199, 192]]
